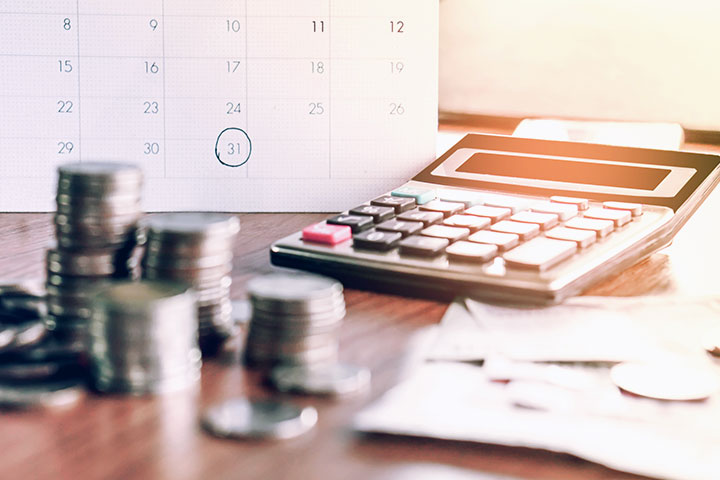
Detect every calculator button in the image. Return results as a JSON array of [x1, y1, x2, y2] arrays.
[[419, 200, 465, 218], [370, 195, 416, 213], [468, 230, 520, 251], [437, 189, 484, 207], [302, 223, 352, 245], [391, 186, 436, 205], [399, 236, 449, 257], [446, 241, 498, 263], [420, 225, 470, 243], [483, 195, 531, 214], [510, 211, 559, 230], [352, 230, 402, 251], [443, 214, 491, 232], [503, 237, 577, 271], [545, 226, 596, 248], [490, 220, 540, 241], [349, 205, 395, 223], [397, 209, 444, 227], [603, 201, 643, 217], [530, 201, 578, 221], [565, 217, 614, 238], [376, 219, 424, 238], [550, 196, 590, 211], [583, 207, 631, 227], [465, 205, 512, 223], [326, 214, 374, 233]]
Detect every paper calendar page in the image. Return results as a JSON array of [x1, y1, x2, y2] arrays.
[[0, 0, 438, 212]]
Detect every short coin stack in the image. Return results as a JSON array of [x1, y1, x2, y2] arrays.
[[140, 213, 240, 354], [89, 280, 201, 394], [46, 162, 143, 343], [244, 272, 345, 369]]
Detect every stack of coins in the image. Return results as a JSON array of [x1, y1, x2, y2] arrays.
[[46, 162, 143, 343], [89, 280, 201, 394], [244, 272, 345, 369], [140, 213, 240, 354]]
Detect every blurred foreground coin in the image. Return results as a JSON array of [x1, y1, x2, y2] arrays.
[[269, 363, 371, 396], [611, 362, 719, 401], [0, 379, 85, 409], [201, 398, 318, 440]]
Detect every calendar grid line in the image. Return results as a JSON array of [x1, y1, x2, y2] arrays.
[[244, 0, 249, 179], [75, 0, 82, 162], [161, 0, 168, 178], [0, 54, 407, 61], [328, 0, 333, 180]]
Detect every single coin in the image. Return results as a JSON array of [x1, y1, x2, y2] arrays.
[[142, 213, 240, 239], [269, 363, 371, 396], [201, 398, 318, 440], [0, 327, 16, 351], [12, 321, 47, 349], [0, 379, 86, 409], [93, 280, 194, 313], [248, 272, 342, 301], [0, 293, 47, 318], [0, 359, 83, 382], [0, 279, 46, 297], [610, 362, 720, 401]]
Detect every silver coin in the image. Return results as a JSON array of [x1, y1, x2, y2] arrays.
[[269, 363, 371, 396], [0, 328, 16, 351], [93, 280, 194, 313], [142, 212, 240, 239], [0, 293, 47, 318], [248, 273, 344, 315], [0, 358, 82, 382], [0, 279, 46, 297], [46, 248, 118, 277], [0, 379, 86, 409], [201, 398, 318, 440], [58, 161, 142, 185], [12, 321, 48, 349], [610, 362, 720, 401]]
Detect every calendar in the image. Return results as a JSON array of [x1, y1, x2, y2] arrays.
[[0, 0, 438, 212]]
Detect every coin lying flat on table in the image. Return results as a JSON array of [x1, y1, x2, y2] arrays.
[[0, 379, 86, 409], [269, 363, 371, 396], [610, 362, 720, 401], [201, 398, 318, 440]]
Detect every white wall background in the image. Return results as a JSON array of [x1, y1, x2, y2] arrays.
[[440, 0, 720, 131]]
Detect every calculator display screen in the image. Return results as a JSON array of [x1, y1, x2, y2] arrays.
[[457, 152, 671, 190]]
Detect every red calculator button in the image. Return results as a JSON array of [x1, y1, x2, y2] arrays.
[[302, 223, 352, 245]]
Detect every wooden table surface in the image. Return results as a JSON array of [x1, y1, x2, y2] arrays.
[[2, 139, 720, 480]]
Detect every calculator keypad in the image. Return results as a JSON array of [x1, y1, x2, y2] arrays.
[[297, 188, 651, 275]]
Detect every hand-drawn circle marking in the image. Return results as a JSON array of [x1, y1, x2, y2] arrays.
[[215, 127, 252, 168]]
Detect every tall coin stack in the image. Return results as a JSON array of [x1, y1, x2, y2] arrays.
[[46, 163, 143, 343], [89, 281, 201, 394], [140, 213, 240, 354], [244, 272, 346, 369]]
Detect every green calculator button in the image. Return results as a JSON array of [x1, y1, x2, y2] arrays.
[[391, 186, 436, 205]]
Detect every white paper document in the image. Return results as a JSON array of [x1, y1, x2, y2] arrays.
[[0, 0, 438, 212], [356, 295, 720, 479]]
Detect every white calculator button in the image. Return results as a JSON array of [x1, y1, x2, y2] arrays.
[[603, 201, 643, 217], [465, 205, 512, 223], [565, 217, 614, 238], [510, 211, 559, 230], [419, 200, 465, 218], [545, 226, 596, 248], [530, 201, 578, 221], [583, 207, 631, 227], [468, 230, 520, 251], [483, 195, 531, 214], [443, 214, 491, 232], [446, 241, 498, 263], [550, 196, 589, 211], [503, 237, 577, 271], [437, 189, 484, 207], [420, 224, 470, 243], [490, 220, 540, 241]]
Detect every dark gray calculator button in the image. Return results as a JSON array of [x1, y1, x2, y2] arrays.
[[371, 196, 416, 213], [353, 230, 402, 251], [349, 205, 395, 223], [376, 219, 423, 238], [399, 236, 449, 257], [397, 209, 443, 227], [326, 214, 374, 233]]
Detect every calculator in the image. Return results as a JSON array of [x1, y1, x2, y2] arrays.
[[271, 133, 720, 303]]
